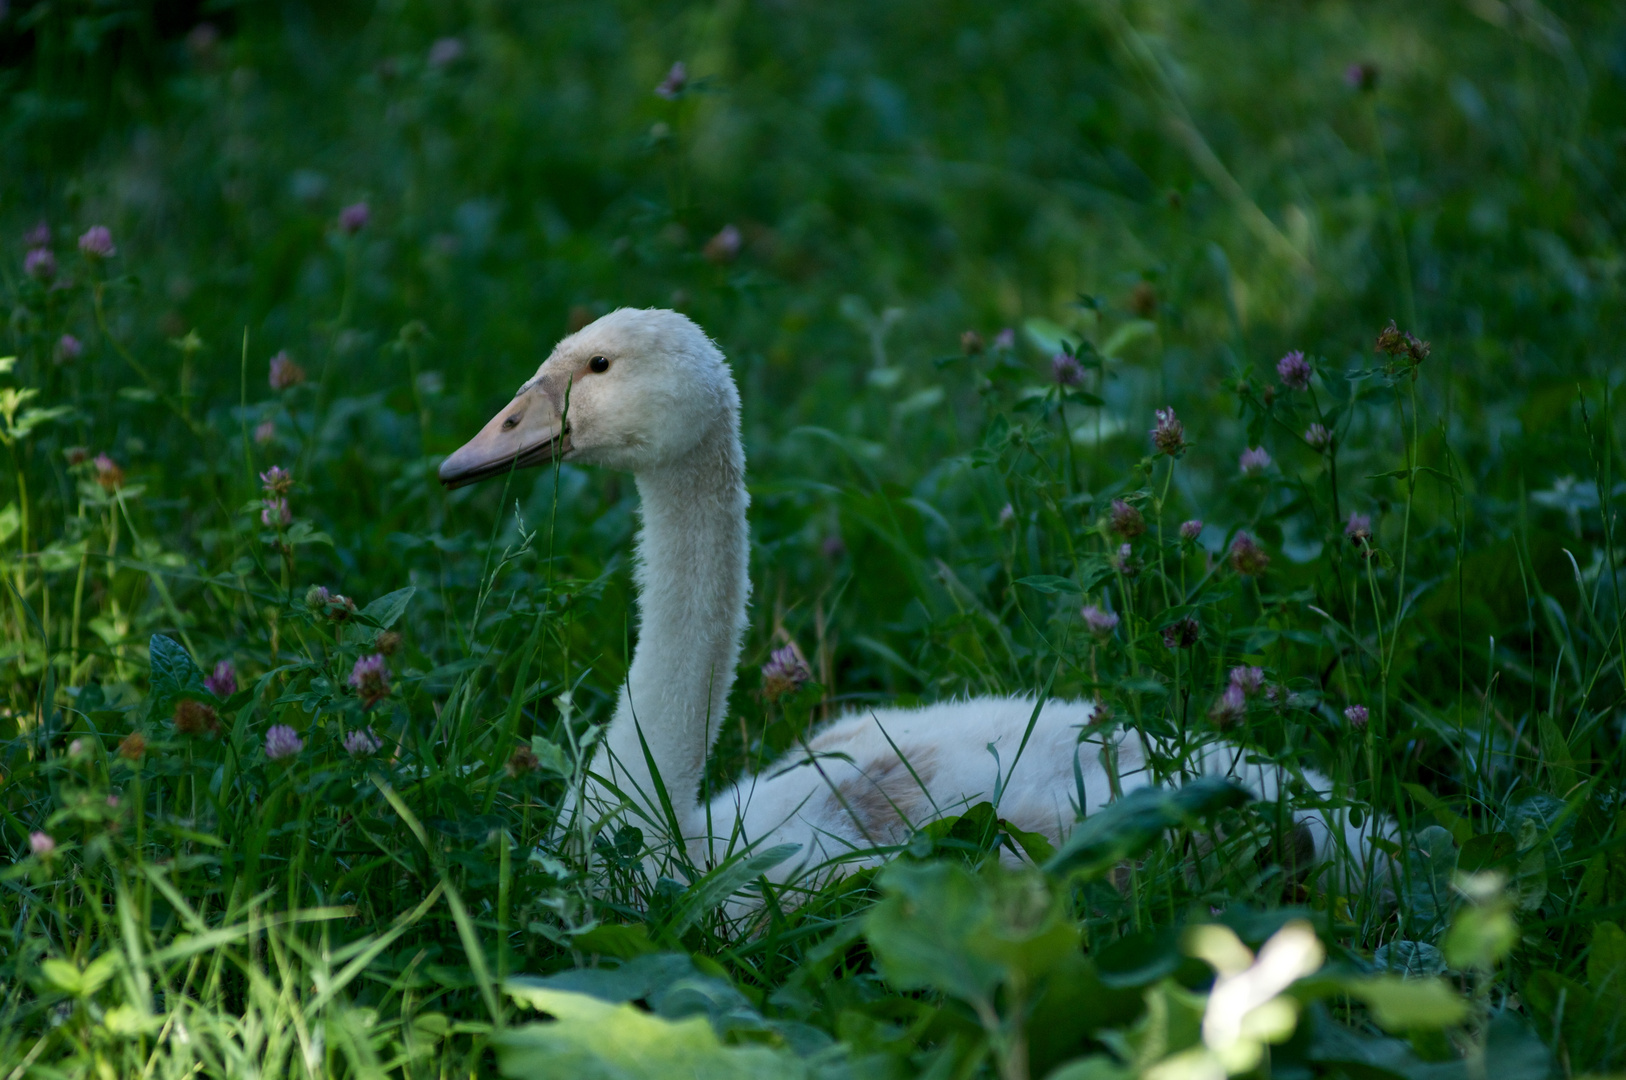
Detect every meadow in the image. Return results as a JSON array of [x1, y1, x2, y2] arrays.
[[2, 1, 1625, 1076]]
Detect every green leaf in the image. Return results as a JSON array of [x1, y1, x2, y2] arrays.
[[1587, 920, 1626, 1014], [999, 817, 1056, 863], [360, 586, 416, 630], [1341, 975, 1469, 1032], [1043, 777, 1252, 879], [148, 633, 207, 706], [1443, 898, 1518, 971], [508, 953, 700, 1006], [1401, 825, 1458, 932], [528, 736, 571, 778], [1027, 952, 1145, 1075], [569, 923, 658, 959], [0, 502, 19, 545], [1458, 832, 1515, 874], [495, 987, 806, 1080], [865, 861, 1076, 1007], [284, 520, 333, 547], [1016, 574, 1082, 594], [39, 959, 84, 996], [1043, 1057, 1133, 1080]]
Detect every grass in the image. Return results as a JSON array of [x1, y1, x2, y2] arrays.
[[2, 0, 1626, 1076]]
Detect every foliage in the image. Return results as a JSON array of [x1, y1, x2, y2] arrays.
[[3, 0, 1626, 1076]]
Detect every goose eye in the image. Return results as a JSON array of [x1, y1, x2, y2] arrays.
[[589, 355, 610, 374], [502, 415, 520, 430]]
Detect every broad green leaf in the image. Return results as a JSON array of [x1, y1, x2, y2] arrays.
[[1044, 777, 1252, 879], [1401, 825, 1458, 932], [1028, 952, 1144, 1073], [1342, 975, 1468, 1032], [360, 585, 416, 630], [148, 634, 207, 706], [39, 958, 84, 996], [284, 520, 333, 547], [1044, 1057, 1133, 1080], [508, 953, 699, 1006], [0, 502, 18, 544], [1443, 897, 1517, 971], [570, 923, 658, 959], [865, 861, 1076, 1007], [1588, 920, 1626, 1014], [496, 987, 806, 1080], [529, 736, 571, 777]]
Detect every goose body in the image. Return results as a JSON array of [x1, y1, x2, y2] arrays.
[[439, 308, 1368, 890]]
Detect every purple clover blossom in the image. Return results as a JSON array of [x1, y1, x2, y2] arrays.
[[1108, 498, 1145, 539], [25, 221, 50, 247], [1229, 666, 1266, 696], [993, 327, 1016, 350], [1179, 519, 1204, 542], [1345, 512, 1373, 546], [78, 226, 116, 258], [655, 61, 688, 99], [1151, 407, 1186, 457], [1344, 704, 1370, 729], [1305, 423, 1332, 451], [30, 831, 56, 856], [1081, 604, 1120, 638], [1276, 350, 1312, 390], [260, 465, 293, 495], [338, 202, 371, 234], [343, 728, 383, 757], [1239, 447, 1272, 476], [264, 724, 303, 761], [56, 334, 82, 363], [703, 224, 742, 264], [427, 37, 464, 67], [1162, 617, 1200, 650], [205, 660, 238, 699], [1229, 532, 1271, 576], [350, 654, 391, 708], [268, 350, 306, 390], [761, 644, 811, 702], [261, 498, 291, 528], [254, 420, 276, 445], [24, 247, 56, 280], [1210, 684, 1247, 727], [997, 503, 1016, 528], [1051, 353, 1084, 387]]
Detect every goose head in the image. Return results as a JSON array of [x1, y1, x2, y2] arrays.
[[438, 307, 734, 488]]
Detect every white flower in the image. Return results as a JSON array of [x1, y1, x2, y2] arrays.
[[1188, 920, 1324, 1074]]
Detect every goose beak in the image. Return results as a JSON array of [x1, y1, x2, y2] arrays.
[[438, 388, 571, 489]]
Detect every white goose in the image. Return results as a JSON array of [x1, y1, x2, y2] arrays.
[[438, 308, 1367, 888]]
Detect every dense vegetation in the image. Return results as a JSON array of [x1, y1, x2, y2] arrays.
[[3, 1, 1625, 1076]]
